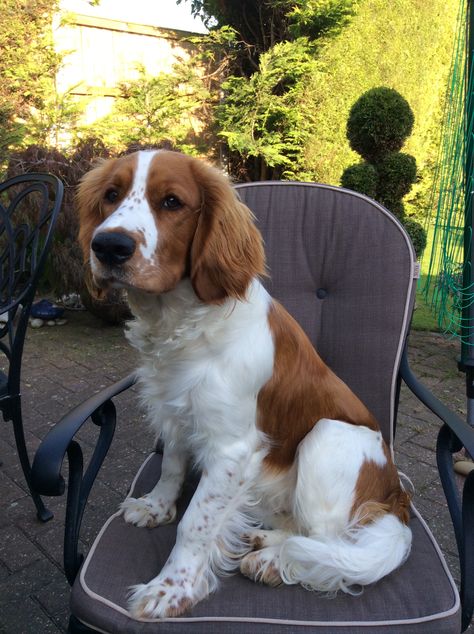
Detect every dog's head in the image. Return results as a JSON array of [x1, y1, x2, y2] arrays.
[[77, 150, 265, 303]]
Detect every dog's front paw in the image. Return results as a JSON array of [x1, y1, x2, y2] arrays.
[[128, 576, 204, 618], [120, 495, 176, 528]]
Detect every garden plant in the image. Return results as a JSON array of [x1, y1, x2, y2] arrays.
[[341, 86, 427, 256]]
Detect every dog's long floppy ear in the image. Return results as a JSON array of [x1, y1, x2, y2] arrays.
[[190, 161, 266, 304], [76, 158, 116, 300]]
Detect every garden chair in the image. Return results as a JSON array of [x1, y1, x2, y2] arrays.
[[0, 172, 63, 522], [32, 182, 473, 632]]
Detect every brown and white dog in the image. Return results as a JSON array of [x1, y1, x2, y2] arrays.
[[77, 150, 411, 619]]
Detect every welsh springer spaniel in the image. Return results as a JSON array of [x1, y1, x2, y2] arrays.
[[78, 150, 412, 619]]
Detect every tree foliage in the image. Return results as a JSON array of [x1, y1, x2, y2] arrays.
[[180, 0, 290, 70], [176, 0, 455, 192], [92, 64, 208, 152], [286, 0, 359, 40], [0, 0, 64, 164], [181, 1, 358, 179], [179, 0, 357, 74], [216, 38, 319, 180], [87, 27, 239, 155]]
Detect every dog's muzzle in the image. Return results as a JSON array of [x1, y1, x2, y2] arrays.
[[91, 231, 136, 266]]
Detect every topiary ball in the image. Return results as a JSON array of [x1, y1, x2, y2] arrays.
[[346, 87, 414, 162], [340, 162, 378, 198], [376, 152, 417, 203], [386, 200, 405, 219], [403, 217, 427, 257]]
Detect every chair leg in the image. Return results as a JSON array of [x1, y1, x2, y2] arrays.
[[10, 400, 53, 522]]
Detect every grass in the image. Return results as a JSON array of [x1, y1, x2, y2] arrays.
[[412, 284, 441, 332]]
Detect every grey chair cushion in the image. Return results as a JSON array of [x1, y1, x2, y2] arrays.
[[236, 183, 418, 444], [71, 453, 461, 633]]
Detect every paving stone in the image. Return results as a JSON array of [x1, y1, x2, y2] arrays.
[[34, 581, 71, 632], [0, 526, 43, 572], [393, 422, 418, 445], [0, 598, 63, 634], [0, 561, 9, 583], [33, 523, 68, 569], [0, 435, 18, 461], [394, 437, 437, 464], [0, 555, 61, 596], [0, 470, 27, 508]]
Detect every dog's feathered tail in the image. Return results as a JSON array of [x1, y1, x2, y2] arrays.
[[279, 512, 412, 594]]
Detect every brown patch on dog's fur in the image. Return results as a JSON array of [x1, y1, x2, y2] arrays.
[[350, 445, 411, 526], [189, 159, 266, 304], [257, 301, 379, 469]]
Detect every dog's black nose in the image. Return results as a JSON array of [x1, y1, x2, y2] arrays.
[[91, 231, 136, 266]]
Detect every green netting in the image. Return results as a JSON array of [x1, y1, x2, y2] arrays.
[[421, 0, 474, 345]]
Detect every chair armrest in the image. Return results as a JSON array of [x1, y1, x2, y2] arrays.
[[399, 348, 474, 457], [400, 347, 474, 631], [32, 373, 137, 496], [31, 372, 137, 585]]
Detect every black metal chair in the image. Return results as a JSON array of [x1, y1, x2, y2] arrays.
[[0, 172, 63, 521], [32, 182, 473, 632]]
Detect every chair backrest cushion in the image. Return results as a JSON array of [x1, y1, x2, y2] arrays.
[[235, 182, 417, 444]]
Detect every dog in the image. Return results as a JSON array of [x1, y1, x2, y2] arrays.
[[77, 150, 412, 619]]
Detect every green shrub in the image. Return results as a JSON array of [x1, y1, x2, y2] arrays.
[[346, 87, 414, 162], [403, 217, 427, 257], [340, 162, 377, 198], [341, 86, 427, 255], [388, 200, 405, 219], [376, 152, 417, 205]]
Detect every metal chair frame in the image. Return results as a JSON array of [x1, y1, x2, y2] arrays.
[[0, 172, 63, 521]]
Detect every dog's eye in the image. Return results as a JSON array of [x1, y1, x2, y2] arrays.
[[104, 188, 119, 203], [161, 195, 183, 210]]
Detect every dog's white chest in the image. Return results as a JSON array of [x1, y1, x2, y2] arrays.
[[125, 280, 275, 453]]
